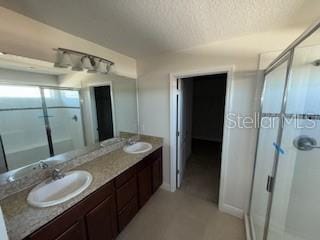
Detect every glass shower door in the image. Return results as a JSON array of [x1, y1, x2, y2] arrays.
[[43, 88, 85, 155], [267, 35, 320, 240], [249, 56, 290, 240]]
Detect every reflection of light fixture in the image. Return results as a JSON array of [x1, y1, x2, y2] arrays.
[[87, 58, 99, 73], [93, 60, 105, 73], [104, 62, 112, 74], [54, 51, 72, 68], [71, 61, 83, 71], [54, 48, 114, 74]]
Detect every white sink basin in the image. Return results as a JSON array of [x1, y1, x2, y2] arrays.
[[123, 142, 152, 154], [27, 170, 92, 208]]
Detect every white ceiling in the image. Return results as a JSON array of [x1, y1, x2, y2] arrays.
[[0, 0, 319, 59]]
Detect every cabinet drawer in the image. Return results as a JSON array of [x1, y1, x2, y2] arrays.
[[116, 176, 137, 211], [115, 166, 136, 188], [118, 197, 138, 232]]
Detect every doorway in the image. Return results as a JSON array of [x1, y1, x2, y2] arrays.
[[177, 74, 227, 203], [93, 85, 114, 141], [170, 68, 232, 209]]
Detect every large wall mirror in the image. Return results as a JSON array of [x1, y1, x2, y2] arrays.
[[0, 53, 139, 179]]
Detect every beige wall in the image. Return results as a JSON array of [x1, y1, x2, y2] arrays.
[[0, 7, 137, 79], [137, 27, 306, 214]]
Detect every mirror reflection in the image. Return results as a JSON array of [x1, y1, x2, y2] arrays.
[[0, 54, 138, 175]]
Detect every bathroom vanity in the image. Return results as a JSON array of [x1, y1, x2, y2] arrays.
[[0, 136, 163, 240], [26, 148, 162, 240]]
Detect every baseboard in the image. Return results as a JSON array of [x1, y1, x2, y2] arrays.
[[245, 214, 252, 240], [160, 182, 172, 192], [219, 203, 244, 219]]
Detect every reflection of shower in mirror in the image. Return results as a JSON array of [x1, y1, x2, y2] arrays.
[[312, 59, 320, 66], [72, 115, 78, 122]]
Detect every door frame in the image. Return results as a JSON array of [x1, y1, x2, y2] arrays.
[[88, 81, 117, 140], [169, 66, 234, 212]]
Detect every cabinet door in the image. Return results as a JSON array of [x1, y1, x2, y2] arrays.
[[152, 155, 163, 192], [118, 197, 138, 232], [116, 176, 137, 211], [85, 195, 117, 240], [137, 165, 152, 208], [56, 220, 87, 240], [28, 219, 87, 240]]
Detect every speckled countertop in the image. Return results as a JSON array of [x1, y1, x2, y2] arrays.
[[0, 136, 163, 240]]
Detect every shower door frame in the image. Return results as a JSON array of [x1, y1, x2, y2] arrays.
[[0, 83, 85, 162], [247, 19, 320, 240]]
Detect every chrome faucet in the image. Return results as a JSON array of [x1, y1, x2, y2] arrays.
[[39, 161, 49, 169], [127, 138, 136, 145], [52, 168, 65, 181]]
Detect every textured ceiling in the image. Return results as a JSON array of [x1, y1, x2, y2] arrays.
[[0, 0, 319, 59]]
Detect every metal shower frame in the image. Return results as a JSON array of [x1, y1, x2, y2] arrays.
[[247, 19, 320, 240]]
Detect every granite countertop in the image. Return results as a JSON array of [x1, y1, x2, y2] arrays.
[[0, 136, 163, 240]]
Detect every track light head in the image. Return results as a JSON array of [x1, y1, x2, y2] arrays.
[[81, 56, 95, 71], [54, 51, 72, 68]]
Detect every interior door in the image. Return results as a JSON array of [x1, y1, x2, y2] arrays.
[[176, 78, 186, 188], [94, 86, 114, 141]]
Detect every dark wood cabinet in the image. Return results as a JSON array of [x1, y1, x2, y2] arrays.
[[27, 203, 86, 240], [116, 176, 137, 210], [26, 147, 162, 240], [118, 196, 138, 231], [85, 195, 117, 240], [137, 164, 153, 208], [27, 182, 117, 240], [152, 151, 163, 192], [56, 220, 86, 240]]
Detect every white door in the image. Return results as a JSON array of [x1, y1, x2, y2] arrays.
[[176, 78, 187, 188]]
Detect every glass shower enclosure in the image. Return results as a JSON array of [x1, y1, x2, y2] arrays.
[[0, 85, 85, 172], [248, 20, 320, 240]]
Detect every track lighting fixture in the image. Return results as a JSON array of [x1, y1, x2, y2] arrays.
[[54, 48, 114, 74], [54, 51, 72, 68]]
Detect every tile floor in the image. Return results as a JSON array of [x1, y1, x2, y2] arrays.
[[117, 139, 245, 240], [117, 189, 246, 240]]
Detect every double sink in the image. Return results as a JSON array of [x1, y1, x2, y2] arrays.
[[27, 142, 152, 208]]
